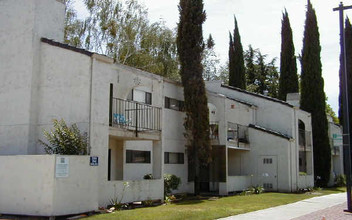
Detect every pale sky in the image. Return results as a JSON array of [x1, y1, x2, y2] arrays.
[[74, 0, 352, 114]]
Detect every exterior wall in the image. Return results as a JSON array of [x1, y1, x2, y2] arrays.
[[328, 120, 344, 186], [0, 0, 64, 155], [162, 81, 191, 193], [247, 128, 292, 192], [227, 175, 252, 192], [124, 141, 153, 180], [0, 155, 97, 216], [36, 43, 92, 154], [206, 81, 294, 136], [99, 179, 164, 207]]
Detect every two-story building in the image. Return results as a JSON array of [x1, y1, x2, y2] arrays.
[[0, 0, 315, 217]]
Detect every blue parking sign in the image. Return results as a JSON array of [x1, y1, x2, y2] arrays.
[[90, 156, 99, 166]]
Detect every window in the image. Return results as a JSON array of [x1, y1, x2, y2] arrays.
[[126, 150, 151, 163], [165, 97, 184, 111], [164, 152, 184, 164], [145, 92, 152, 105], [263, 158, 272, 164], [131, 89, 152, 105]]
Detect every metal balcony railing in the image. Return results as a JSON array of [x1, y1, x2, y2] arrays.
[[299, 129, 312, 151], [110, 98, 161, 135], [332, 146, 340, 156], [209, 121, 219, 140], [227, 122, 249, 147]]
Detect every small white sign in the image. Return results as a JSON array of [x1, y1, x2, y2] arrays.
[[56, 156, 69, 178]]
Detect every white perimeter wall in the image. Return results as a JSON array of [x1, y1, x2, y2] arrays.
[[0, 155, 97, 216]]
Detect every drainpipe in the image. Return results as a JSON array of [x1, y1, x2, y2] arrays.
[[88, 56, 94, 155], [293, 107, 298, 192]]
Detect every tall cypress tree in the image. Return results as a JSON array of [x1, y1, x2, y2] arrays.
[[339, 18, 352, 128], [278, 10, 298, 101], [177, 0, 210, 195], [300, 0, 331, 187], [229, 17, 246, 89]]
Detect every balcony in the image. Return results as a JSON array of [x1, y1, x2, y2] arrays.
[[210, 121, 219, 145], [299, 129, 312, 151], [227, 122, 249, 150], [109, 98, 161, 139], [332, 146, 340, 156]]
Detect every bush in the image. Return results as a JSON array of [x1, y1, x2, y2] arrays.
[[164, 174, 181, 195], [249, 185, 264, 194], [335, 174, 346, 187], [39, 119, 88, 155], [143, 174, 153, 179]]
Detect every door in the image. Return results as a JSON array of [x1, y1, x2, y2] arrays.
[[258, 155, 278, 191]]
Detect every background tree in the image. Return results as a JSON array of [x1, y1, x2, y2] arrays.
[[202, 34, 220, 81], [300, 1, 331, 186], [229, 17, 246, 89], [64, 0, 179, 80], [245, 45, 257, 88], [177, 0, 211, 195], [278, 10, 298, 101], [243, 46, 279, 97], [64, 0, 85, 47]]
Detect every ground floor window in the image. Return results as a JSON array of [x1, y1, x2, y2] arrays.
[[126, 150, 151, 163], [164, 152, 184, 164]]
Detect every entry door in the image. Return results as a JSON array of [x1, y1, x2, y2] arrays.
[[258, 155, 278, 191]]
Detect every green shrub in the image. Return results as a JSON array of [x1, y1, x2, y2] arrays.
[[335, 174, 346, 187], [164, 174, 181, 196], [143, 174, 154, 179], [249, 185, 264, 194], [39, 119, 88, 155]]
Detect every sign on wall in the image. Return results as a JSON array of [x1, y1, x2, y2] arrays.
[[55, 156, 69, 178], [90, 156, 99, 166]]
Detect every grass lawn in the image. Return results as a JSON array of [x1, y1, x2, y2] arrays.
[[87, 187, 345, 220]]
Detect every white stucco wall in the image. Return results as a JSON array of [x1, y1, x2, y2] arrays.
[[206, 81, 294, 136], [162, 80, 190, 193], [36, 43, 92, 154], [247, 128, 292, 192], [0, 155, 97, 216], [0, 0, 65, 155], [124, 140, 153, 180]]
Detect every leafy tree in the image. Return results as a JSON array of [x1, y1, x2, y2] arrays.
[[177, 0, 211, 195], [278, 10, 298, 101], [266, 58, 279, 98], [64, 0, 179, 79], [64, 0, 85, 47], [214, 62, 229, 85], [326, 103, 339, 124], [39, 119, 88, 155], [202, 34, 220, 81], [229, 17, 246, 89], [300, 1, 331, 187], [243, 46, 279, 97], [256, 52, 268, 94], [245, 45, 257, 86]]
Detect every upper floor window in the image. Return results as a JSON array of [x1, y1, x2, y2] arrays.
[[165, 97, 184, 111], [129, 89, 152, 105]]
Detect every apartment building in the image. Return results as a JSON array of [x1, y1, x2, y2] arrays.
[[0, 0, 316, 216]]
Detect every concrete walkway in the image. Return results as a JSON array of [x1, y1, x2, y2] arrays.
[[220, 193, 348, 220]]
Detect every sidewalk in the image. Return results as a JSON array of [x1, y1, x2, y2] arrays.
[[220, 193, 350, 220]]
